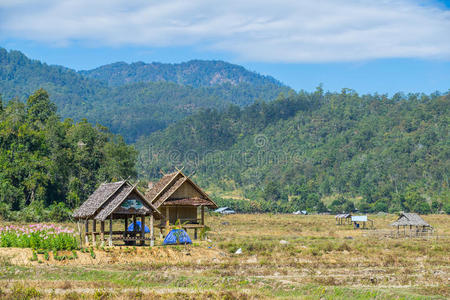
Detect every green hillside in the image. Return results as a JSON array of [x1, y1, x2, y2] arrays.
[[0, 48, 291, 142], [80, 60, 283, 88], [136, 88, 450, 214]]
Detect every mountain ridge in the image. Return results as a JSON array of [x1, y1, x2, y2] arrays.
[[79, 59, 284, 88], [0, 47, 292, 142]]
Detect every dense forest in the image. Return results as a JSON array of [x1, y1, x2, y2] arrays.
[[136, 88, 450, 214], [0, 89, 137, 221], [0, 48, 291, 142], [1, 47, 449, 216]]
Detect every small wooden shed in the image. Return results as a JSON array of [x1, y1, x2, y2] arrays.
[[145, 170, 218, 238], [390, 213, 433, 237], [72, 180, 161, 246]]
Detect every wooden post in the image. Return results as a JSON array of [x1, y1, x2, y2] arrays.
[[124, 216, 128, 241], [201, 206, 205, 225], [77, 221, 83, 246], [100, 221, 105, 247], [109, 215, 113, 247], [150, 214, 154, 247], [133, 215, 137, 235], [140, 216, 145, 245], [84, 219, 89, 246], [165, 207, 170, 236], [92, 220, 97, 246], [194, 228, 197, 240]]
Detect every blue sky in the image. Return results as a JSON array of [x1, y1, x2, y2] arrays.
[[1, 0, 449, 95]]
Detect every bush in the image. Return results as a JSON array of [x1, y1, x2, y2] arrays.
[[413, 201, 431, 214], [444, 202, 450, 214], [48, 202, 71, 222], [0, 203, 10, 220]]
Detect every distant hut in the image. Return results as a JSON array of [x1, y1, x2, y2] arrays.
[[335, 213, 352, 225], [390, 213, 433, 237], [145, 170, 218, 239], [73, 180, 161, 246], [351, 215, 373, 229]]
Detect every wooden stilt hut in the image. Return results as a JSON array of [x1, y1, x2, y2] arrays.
[[72, 180, 161, 246], [145, 170, 218, 239], [390, 213, 433, 238]]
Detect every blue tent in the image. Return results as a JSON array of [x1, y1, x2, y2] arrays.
[[127, 221, 150, 233], [163, 229, 192, 245]]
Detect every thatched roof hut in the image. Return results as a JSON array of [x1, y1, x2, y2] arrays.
[[335, 213, 352, 225], [146, 171, 217, 210], [390, 212, 433, 237], [391, 213, 431, 227], [145, 170, 217, 238], [73, 180, 161, 221], [72, 180, 161, 246]]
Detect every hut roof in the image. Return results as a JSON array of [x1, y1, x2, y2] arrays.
[[351, 215, 368, 222], [72, 180, 161, 220], [145, 170, 218, 209], [145, 172, 179, 202], [335, 213, 351, 219], [164, 197, 216, 206], [153, 176, 188, 208], [72, 181, 127, 219], [391, 213, 431, 227]]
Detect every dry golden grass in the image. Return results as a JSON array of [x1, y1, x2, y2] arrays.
[[0, 214, 449, 299]]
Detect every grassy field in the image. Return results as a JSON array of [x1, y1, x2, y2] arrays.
[[0, 214, 449, 299]]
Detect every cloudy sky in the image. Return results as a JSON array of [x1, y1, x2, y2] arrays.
[[1, 0, 449, 94]]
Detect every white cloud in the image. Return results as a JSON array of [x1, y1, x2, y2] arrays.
[[0, 0, 449, 62]]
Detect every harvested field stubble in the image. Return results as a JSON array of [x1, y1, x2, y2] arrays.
[[0, 214, 448, 299]]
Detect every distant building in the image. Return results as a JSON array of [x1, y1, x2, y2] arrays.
[[390, 213, 433, 237], [351, 215, 373, 229], [335, 213, 352, 225], [214, 207, 236, 214]]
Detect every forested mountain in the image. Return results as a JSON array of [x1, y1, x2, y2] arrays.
[[0, 48, 105, 117], [0, 89, 137, 221], [1, 47, 448, 215], [136, 89, 450, 214], [80, 60, 283, 88], [0, 48, 291, 142]]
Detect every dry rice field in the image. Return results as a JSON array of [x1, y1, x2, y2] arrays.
[[0, 214, 449, 299]]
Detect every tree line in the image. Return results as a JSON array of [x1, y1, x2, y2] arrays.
[[0, 89, 137, 221]]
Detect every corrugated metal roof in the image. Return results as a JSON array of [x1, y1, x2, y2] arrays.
[[215, 207, 230, 212], [351, 216, 367, 222]]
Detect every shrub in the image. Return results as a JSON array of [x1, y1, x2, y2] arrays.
[[444, 202, 450, 214], [48, 203, 71, 222], [10, 284, 41, 300]]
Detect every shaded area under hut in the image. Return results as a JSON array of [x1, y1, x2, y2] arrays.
[[146, 170, 218, 239], [72, 180, 161, 246], [390, 212, 433, 238]]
